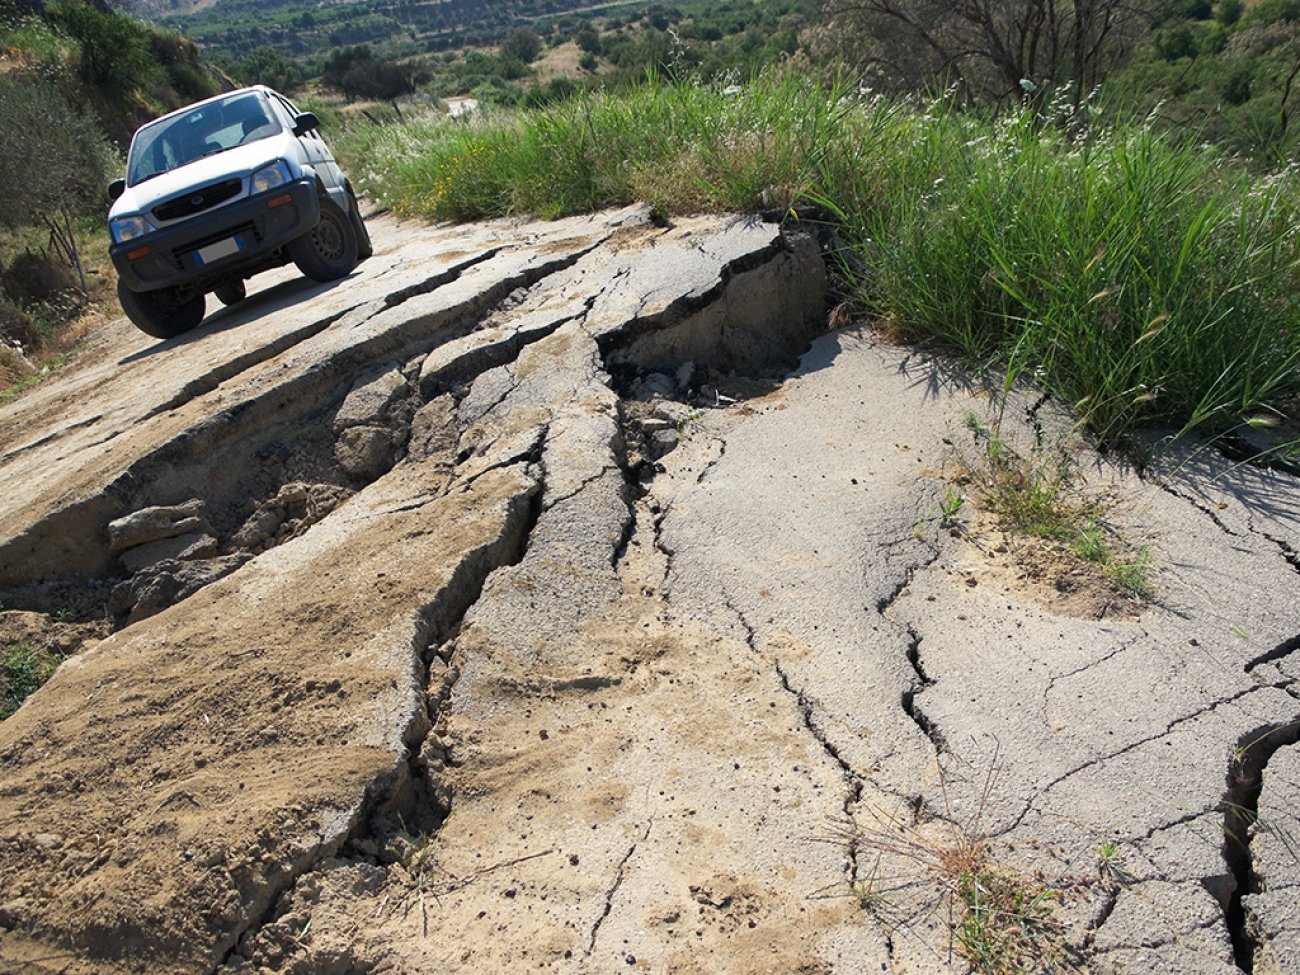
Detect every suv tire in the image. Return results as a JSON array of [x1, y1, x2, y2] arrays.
[[118, 280, 206, 340], [288, 197, 358, 282], [214, 279, 246, 306], [347, 186, 373, 262]]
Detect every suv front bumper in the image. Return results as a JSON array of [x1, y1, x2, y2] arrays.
[[111, 178, 321, 294]]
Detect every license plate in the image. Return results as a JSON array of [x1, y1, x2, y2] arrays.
[[195, 236, 242, 265]]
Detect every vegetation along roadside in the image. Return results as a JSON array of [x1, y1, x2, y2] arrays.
[[338, 70, 1300, 456]]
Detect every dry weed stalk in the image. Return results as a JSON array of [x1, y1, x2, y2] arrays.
[[833, 747, 1074, 974]]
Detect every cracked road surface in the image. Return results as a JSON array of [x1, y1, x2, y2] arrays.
[[1, 206, 1298, 975]]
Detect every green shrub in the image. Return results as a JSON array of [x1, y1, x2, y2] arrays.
[[1, 250, 76, 307], [48, 2, 156, 100], [1, 642, 56, 720]]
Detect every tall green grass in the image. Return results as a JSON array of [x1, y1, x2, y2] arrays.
[[818, 92, 1300, 442], [337, 74, 1300, 445], [337, 69, 854, 221]]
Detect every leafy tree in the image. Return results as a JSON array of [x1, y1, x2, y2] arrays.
[[575, 22, 602, 54], [816, 0, 1150, 106], [149, 30, 218, 102], [1219, 60, 1253, 102], [48, 3, 155, 101], [0, 75, 116, 296], [1217, 0, 1244, 26], [323, 44, 422, 102], [501, 26, 541, 62], [1156, 23, 1199, 59], [234, 44, 305, 92], [522, 73, 577, 107]]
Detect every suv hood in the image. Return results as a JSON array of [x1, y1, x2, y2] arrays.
[[110, 134, 302, 221]]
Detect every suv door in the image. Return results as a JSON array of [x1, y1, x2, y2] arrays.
[[270, 92, 344, 196]]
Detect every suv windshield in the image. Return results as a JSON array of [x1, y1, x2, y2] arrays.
[[126, 91, 282, 186]]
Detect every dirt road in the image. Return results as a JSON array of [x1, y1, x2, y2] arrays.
[[1, 207, 1297, 975]]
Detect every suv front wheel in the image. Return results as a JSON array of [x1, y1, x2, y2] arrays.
[[118, 280, 206, 340], [288, 198, 358, 283]]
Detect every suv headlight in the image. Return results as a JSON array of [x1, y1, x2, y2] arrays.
[[251, 160, 293, 195], [110, 214, 153, 244]]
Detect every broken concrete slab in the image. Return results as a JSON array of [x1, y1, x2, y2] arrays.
[[107, 498, 210, 550], [117, 530, 219, 573], [333, 365, 408, 432]]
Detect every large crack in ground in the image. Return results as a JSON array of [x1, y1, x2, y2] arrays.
[[10, 210, 1300, 974], [222, 458, 547, 973], [190, 212, 834, 975], [0, 244, 607, 624], [0, 235, 610, 605], [1223, 718, 1300, 972]]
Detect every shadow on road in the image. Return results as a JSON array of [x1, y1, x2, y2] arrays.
[[118, 271, 360, 365]]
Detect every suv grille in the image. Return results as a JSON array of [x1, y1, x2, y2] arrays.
[[153, 178, 243, 222]]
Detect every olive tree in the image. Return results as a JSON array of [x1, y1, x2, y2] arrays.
[[0, 76, 117, 297]]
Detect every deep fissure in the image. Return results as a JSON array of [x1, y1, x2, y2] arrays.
[[218, 449, 545, 973], [0, 246, 596, 627], [1221, 718, 1300, 973]]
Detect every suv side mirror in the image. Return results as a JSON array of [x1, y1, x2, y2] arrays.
[[108, 178, 126, 202], [292, 112, 320, 138]]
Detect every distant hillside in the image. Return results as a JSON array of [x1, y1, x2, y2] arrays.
[[129, 0, 226, 18], [144, 0, 643, 49], [141, 0, 815, 102]]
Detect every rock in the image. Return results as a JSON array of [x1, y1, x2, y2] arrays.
[[649, 428, 680, 459], [333, 367, 407, 434], [653, 401, 693, 423], [629, 372, 677, 401], [232, 508, 284, 549], [107, 500, 209, 551], [675, 360, 696, 390], [0, 899, 28, 928], [274, 483, 310, 506], [306, 484, 352, 522], [111, 556, 251, 622], [335, 426, 398, 479], [119, 533, 219, 574], [407, 397, 457, 461]]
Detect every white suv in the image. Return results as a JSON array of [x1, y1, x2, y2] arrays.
[[108, 86, 371, 339]]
